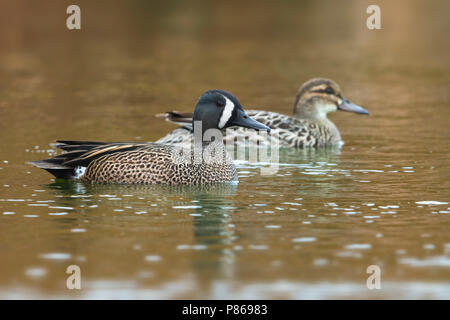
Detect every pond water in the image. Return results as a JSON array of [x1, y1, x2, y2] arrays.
[[0, 0, 449, 299]]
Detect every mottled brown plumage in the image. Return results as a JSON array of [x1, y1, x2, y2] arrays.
[[156, 78, 368, 148], [39, 141, 237, 184], [157, 109, 340, 148]]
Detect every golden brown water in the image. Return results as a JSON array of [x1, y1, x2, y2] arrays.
[[0, 0, 449, 299]]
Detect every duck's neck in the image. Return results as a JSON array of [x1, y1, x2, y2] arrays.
[[193, 130, 231, 164], [294, 105, 341, 142], [193, 130, 225, 148], [323, 118, 341, 141]]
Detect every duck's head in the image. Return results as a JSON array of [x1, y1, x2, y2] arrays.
[[293, 78, 368, 121], [193, 89, 270, 134]]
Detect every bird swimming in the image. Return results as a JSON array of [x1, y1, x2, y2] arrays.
[[29, 90, 270, 184], [156, 78, 368, 148]]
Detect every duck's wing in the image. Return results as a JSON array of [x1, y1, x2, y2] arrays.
[[227, 111, 325, 148], [265, 116, 323, 148], [29, 141, 154, 179]]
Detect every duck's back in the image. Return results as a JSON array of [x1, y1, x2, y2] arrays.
[[157, 110, 341, 148]]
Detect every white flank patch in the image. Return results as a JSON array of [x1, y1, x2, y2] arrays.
[[218, 96, 235, 129], [74, 166, 86, 179]]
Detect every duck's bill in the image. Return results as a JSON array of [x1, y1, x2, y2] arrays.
[[338, 99, 369, 115], [231, 109, 271, 132]]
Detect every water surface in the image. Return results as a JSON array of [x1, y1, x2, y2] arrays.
[[0, 0, 449, 299]]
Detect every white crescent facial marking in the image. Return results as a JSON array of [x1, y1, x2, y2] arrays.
[[74, 166, 86, 179], [218, 96, 235, 129]]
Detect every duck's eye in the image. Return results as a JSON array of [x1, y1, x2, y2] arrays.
[[314, 87, 335, 95], [324, 87, 334, 94], [216, 100, 225, 108]]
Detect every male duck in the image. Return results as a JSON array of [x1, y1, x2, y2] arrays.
[[30, 90, 270, 184], [156, 78, 368, 148]]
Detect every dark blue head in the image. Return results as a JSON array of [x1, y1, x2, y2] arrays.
[[192, 90, 270, 134]]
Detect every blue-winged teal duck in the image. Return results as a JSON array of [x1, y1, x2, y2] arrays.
[[156, 78, 368, 148], [30, 90, 270, 184]]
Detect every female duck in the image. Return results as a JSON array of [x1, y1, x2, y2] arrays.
[[30, 90, 269, 184], [156, 78, 368, 148]]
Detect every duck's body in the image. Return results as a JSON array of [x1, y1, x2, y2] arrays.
[[157, 109, 342, 148], [31, 141, 236, 184], [157, 78, 368, 148], [30, 90, 269, 184]]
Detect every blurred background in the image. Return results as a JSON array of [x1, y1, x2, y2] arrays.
[[0, 0, 449, 299]]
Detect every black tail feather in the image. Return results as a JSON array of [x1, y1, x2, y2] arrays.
[[156, 111, 193, 131], [30, 140, 148, 180], [28, 160, 74, 180]]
